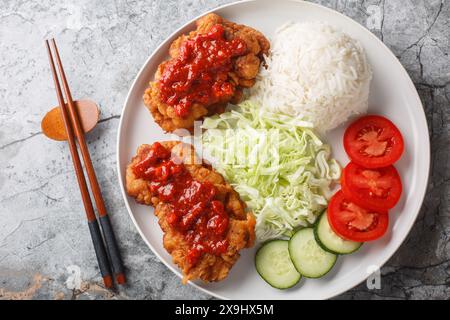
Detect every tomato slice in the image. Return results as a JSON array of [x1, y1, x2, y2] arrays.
[[341, 162, 402, 211], [344, 115, 404, 168], [328, 190, 389, 242]]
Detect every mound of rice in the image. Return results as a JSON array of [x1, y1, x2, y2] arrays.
[[249, 21, 372, 133]]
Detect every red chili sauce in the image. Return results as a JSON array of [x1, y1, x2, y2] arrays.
[[158, 24, 247, 118], [133, 142, 229, 265]]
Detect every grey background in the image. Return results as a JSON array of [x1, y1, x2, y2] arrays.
[[0, 0, 448, 300]]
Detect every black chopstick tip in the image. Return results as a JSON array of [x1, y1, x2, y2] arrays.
[[115, 273, 126, 285], [103, 275, 113, 289]]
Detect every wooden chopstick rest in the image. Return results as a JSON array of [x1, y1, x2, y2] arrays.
[[41, 100, 100, 141]]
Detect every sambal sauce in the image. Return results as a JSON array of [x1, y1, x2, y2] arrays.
[[133, 142, 229, 266], [158, 24, 247, 118]]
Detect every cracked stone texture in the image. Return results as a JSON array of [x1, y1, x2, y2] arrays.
[[0, 0, 449, 300]]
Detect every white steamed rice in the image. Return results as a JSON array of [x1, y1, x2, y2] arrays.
[[249, 21, 372, 133]]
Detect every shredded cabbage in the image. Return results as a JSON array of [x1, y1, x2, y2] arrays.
[[202, 101, 341, 241]]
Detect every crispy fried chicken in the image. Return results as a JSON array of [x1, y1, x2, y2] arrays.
[[126, 141, 255, 283], [143, 13, 269, 132]]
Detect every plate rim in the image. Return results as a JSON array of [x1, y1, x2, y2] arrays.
[[116, 0, 430, 300]]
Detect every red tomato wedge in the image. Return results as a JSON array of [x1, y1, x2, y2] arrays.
[[344, 115, 404, 168], [341, 162, 402, 211], [328, 191, 389, 242]]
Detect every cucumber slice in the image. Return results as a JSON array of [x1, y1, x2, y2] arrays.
[[255, 240, 301, 289], [288, 228, 337, 278], [314, 212, 363, 255]]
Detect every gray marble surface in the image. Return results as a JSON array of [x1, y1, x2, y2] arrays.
[[0, 0, 448, 300]]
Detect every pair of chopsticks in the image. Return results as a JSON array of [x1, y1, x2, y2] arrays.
[[45, 39, 125, 288]]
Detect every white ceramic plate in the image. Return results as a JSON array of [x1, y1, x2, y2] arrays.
[[117, 0, 430, 299]]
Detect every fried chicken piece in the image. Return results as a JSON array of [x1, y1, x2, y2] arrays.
[[143, 13, 270, 133], [156, 202, 255, 283], [126, 141, 255, 283]]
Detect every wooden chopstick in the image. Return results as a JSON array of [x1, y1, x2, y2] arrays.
[[49, 39, 126, 285], [45, 39, 113, 288]]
